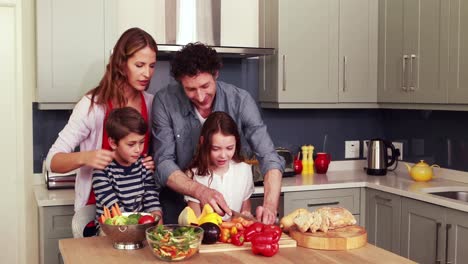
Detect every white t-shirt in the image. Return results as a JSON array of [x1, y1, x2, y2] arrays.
[[185, 161, 254, 220]]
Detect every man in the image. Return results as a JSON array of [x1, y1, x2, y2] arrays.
[[152, 42, 284, 224]]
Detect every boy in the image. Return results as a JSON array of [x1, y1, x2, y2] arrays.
[[92, 107, 162, 224]]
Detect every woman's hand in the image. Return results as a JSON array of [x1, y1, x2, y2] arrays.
[[81, 149, 114, 170], [142, 154, 155, 171]]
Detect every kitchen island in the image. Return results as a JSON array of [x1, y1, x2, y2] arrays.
[[59, 236, 415, 263]]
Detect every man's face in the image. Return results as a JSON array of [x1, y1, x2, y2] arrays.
[[110, 132, 145, 166], [180, 72, 217, 114]]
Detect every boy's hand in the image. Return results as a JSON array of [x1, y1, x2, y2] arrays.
[[82, 149, 114, 170], [150, 210, 163, 225], [142, 154, 155, 171]]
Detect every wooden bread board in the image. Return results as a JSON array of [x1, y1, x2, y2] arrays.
[[289, 225, 367, 250], [200, 233, 297, 253]]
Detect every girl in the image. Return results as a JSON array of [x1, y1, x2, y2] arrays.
[[46, 28, 158, 217], [185, 112, 254, 219]]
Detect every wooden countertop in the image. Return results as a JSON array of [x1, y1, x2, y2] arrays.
[[59, 236, 415, 264]]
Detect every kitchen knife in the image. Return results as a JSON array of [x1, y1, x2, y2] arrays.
[[230, 209, 257, 222]]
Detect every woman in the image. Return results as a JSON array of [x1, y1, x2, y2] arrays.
[[46, 27, 157, 214]]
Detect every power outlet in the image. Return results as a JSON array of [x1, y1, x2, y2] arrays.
[[363, 140, 370, 158], [345, 140, 360, 159], [391, 141, 403, 160]]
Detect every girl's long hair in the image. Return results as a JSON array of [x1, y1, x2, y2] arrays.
[[87, 27, 158, 110], [187, 112, 244, 179]]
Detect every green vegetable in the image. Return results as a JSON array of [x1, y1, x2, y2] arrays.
[[126, 217, 139, 225], [113, 216, 127, 225], [128, 213, 142, 221], [104, 218, 114, 225]]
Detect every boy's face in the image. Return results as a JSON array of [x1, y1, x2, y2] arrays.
[[209, 132, 236, 171], [109, 132, 146, 166]]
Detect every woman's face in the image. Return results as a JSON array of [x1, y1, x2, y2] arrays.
[[125, 46, 156, 92], [209, 132, 236, 170]]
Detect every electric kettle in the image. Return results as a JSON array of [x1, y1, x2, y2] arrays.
[[366, 139, 398, 176]]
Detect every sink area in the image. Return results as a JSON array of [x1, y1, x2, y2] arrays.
[[421, 187, 468, 202], [428, 191, 468, 202]]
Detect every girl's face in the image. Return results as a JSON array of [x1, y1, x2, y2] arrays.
[[110, 132, 145, 166], [125, 46, 156, 92], [210, 132, 236, 169]]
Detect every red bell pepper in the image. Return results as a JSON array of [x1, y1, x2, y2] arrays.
[[251, 232, 280, 244], [244, 222, 265, 242], [231, 231, 245, 246], [251, 242, 279, 257]]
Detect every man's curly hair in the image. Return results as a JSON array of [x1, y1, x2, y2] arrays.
[[170, 42, 222, 81]]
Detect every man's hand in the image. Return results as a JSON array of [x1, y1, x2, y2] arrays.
[[258, 168, 282, 224], [195, 185, 231, 217], [256, 205, 277, 225], [167, 170, 232, 216]]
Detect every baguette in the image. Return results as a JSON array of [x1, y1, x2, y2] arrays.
[[280, 208, 308, 232]]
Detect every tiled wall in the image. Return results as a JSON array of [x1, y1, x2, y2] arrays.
[[33, 58, 468, 173]]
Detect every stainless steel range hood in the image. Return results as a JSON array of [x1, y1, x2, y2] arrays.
[[158, 0, 274, 58]]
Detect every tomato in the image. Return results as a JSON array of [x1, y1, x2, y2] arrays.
[[138, 215, 155, 224]]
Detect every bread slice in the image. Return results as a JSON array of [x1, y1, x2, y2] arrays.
[[293, 212, 315, 233]]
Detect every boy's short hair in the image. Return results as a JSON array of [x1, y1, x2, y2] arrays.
[[105, 107, 147, 142]]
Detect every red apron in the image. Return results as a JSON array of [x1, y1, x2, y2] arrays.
[[86, 92, 150, 205]]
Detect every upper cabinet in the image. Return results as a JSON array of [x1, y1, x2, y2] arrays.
[[258, 0, 378, 108], [36, 0, 265, 108], [377, 0, 449, 104], [448, 0, 468, 104], [36, 0, 107, 107]]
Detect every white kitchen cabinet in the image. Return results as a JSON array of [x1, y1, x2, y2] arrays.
[[284, 188, 361, 225], [39, 205, 74, 264], [36, 0, 107, 107], [258, 0, 377, 108], [447, 0, 468, 104], [377, 0, 449, 104]]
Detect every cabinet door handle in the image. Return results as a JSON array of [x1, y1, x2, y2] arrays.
[[409, 54, 416, 91], [343, 56, 347, 92], [445, 224, 452, 264], [402, 55, 409, 91], [307, 201, 339, 207], [282, 55, 286, 91], [375, 195, 391, 203], [435, 222, 442, 264]]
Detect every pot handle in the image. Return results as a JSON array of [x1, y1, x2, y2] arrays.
[[385, 141, 397, 168]]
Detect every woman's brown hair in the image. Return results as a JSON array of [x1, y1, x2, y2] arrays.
[[187, 112, 244, 178], [88, 27, 157, 110]]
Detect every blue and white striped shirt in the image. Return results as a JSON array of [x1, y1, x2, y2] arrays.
[[92, 157, 161, 221]]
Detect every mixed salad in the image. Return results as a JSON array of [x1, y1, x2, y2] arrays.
[[147, 225, 203, 261]]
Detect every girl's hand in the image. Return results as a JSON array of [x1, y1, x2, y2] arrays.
[[82, 149, 114, 170], [142, 154, 155, 171]]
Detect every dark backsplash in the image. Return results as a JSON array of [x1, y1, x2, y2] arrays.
[[32, 59, 468, 173]]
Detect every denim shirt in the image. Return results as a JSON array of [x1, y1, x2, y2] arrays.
[[151, 81, 285, 187]]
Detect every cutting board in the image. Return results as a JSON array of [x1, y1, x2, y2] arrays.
[[289, 225, 367, 250], [200, 233, 297, 253]]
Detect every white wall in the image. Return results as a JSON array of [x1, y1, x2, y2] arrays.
[[0, 0, 36, 263]]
